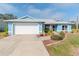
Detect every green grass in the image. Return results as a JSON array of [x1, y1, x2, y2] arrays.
[[0, 32, 8, 39], [47, 40, 72, 56], [0, 24, 8, 39], [67, 34, 79, 47], [47, 33, 79, 56], [4, 24, 8, 33]]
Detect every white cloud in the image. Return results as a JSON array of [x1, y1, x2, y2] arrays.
[[27, 5, 41, 15], [0, 3, 18, 13], [54, 3, 73, 6], [26, 5, 65, 19], [53, 3, 79, 8], [0, 4, 66, 19], [52, 12, 65, 19]]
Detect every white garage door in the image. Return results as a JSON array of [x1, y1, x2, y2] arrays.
[[14, 23, 40, 34]]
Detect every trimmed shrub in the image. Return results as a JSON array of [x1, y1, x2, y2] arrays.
[[59, 31, 65, 39], [47, 30, 53, 36], [51, 34, 62, 40], [44, 28, 49, 33], [51, 31, 65, 40], [71, 29, 79, 33]]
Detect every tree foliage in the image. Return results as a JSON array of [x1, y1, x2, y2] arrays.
[[0, 14, 17, 20], [0, 14, 17, 32]]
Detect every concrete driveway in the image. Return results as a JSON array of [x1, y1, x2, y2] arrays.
[[0, 35, 49, 56]]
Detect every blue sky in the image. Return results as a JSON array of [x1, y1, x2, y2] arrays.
[[0, 3, 79, 20]]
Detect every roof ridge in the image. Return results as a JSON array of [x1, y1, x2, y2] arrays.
[[18, 15, 34, 19]]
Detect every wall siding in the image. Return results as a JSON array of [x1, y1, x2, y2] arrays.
[[67, 25, 72, 32], [8, 22, 13, 35], [56, 24, 72, 32], [7, 22, 72, 35], [39, 23, 43, 34], [56, 24, 62, 32]]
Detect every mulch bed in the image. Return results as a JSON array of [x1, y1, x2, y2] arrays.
[[43, 39, 59, 56], [43, 40, 53, 45], [43, 39, 61, 46], [43, 39, 56, 46]]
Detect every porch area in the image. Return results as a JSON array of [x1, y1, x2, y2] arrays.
[[44, 24, 72, 33]]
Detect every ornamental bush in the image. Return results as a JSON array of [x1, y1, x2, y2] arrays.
[[72, 29, 79, 33], [47, 30, 53, 36], [44, 28, 49, 33], [59, 31, 65, 39], [51, 31, 65, 40]]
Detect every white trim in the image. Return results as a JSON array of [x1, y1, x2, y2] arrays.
[[18, 15, 34, 19], [4, 19, 44, 23], [4, 19, 74, 24]]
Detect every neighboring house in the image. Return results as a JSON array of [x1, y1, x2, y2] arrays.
[[4, 15, 75, 35], [0, 19, 5, 32]]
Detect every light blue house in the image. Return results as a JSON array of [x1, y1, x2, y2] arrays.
[[4, 16, 74, 35]]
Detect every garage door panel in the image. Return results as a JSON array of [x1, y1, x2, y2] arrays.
[[14, 23, 40, 34]]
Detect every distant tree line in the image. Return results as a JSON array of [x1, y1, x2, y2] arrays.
[[0, 14, 17, 32]]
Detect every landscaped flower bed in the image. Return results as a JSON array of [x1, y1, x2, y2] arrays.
[[43, 31, 65, 46], [43, 40, 53, 45], [37, 33, 48, 37], [44, 33, 79, 56]]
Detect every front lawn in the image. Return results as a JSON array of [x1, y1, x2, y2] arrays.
[[0, 32, 8, 39], [46, 33, 79, 56]]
